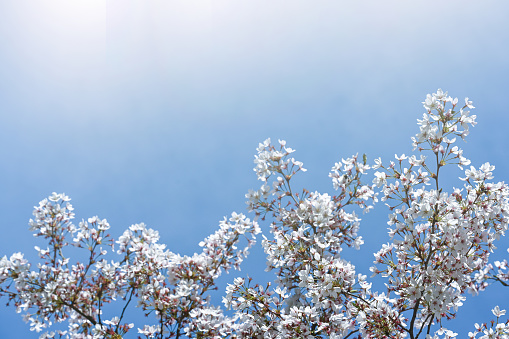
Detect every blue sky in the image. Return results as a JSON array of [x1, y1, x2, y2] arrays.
[[1, 0, 509, 337]]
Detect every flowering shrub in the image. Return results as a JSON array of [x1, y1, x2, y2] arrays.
[[1, 89, 509, 338]]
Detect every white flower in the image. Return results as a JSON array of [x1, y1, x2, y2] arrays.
[[492, 305, 506, 318]]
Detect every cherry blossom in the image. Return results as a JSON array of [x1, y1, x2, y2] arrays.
[[1, 90, 509, 339]]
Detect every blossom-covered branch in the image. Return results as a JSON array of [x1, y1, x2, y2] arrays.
[[1, 90, 509, 339]]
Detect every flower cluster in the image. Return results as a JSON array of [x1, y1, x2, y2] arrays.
[[370, 90, 509, 338], [223, 138, 391, 338], [468, 306, 509, 339], [0, 194, 260, 338], [1, 90, 509, 339]]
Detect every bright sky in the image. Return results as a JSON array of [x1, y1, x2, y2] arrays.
[[1, 1, 509, 337]]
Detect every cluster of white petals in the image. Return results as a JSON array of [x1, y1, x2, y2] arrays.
[[1, 90, 509, 338], [467, 306, 509, 339], [369, 90, 509, 337], [253, 138, 305, 183], [1, 193, 260, 338]]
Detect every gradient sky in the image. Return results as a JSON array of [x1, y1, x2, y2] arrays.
[[1, 1, 509, 337]]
